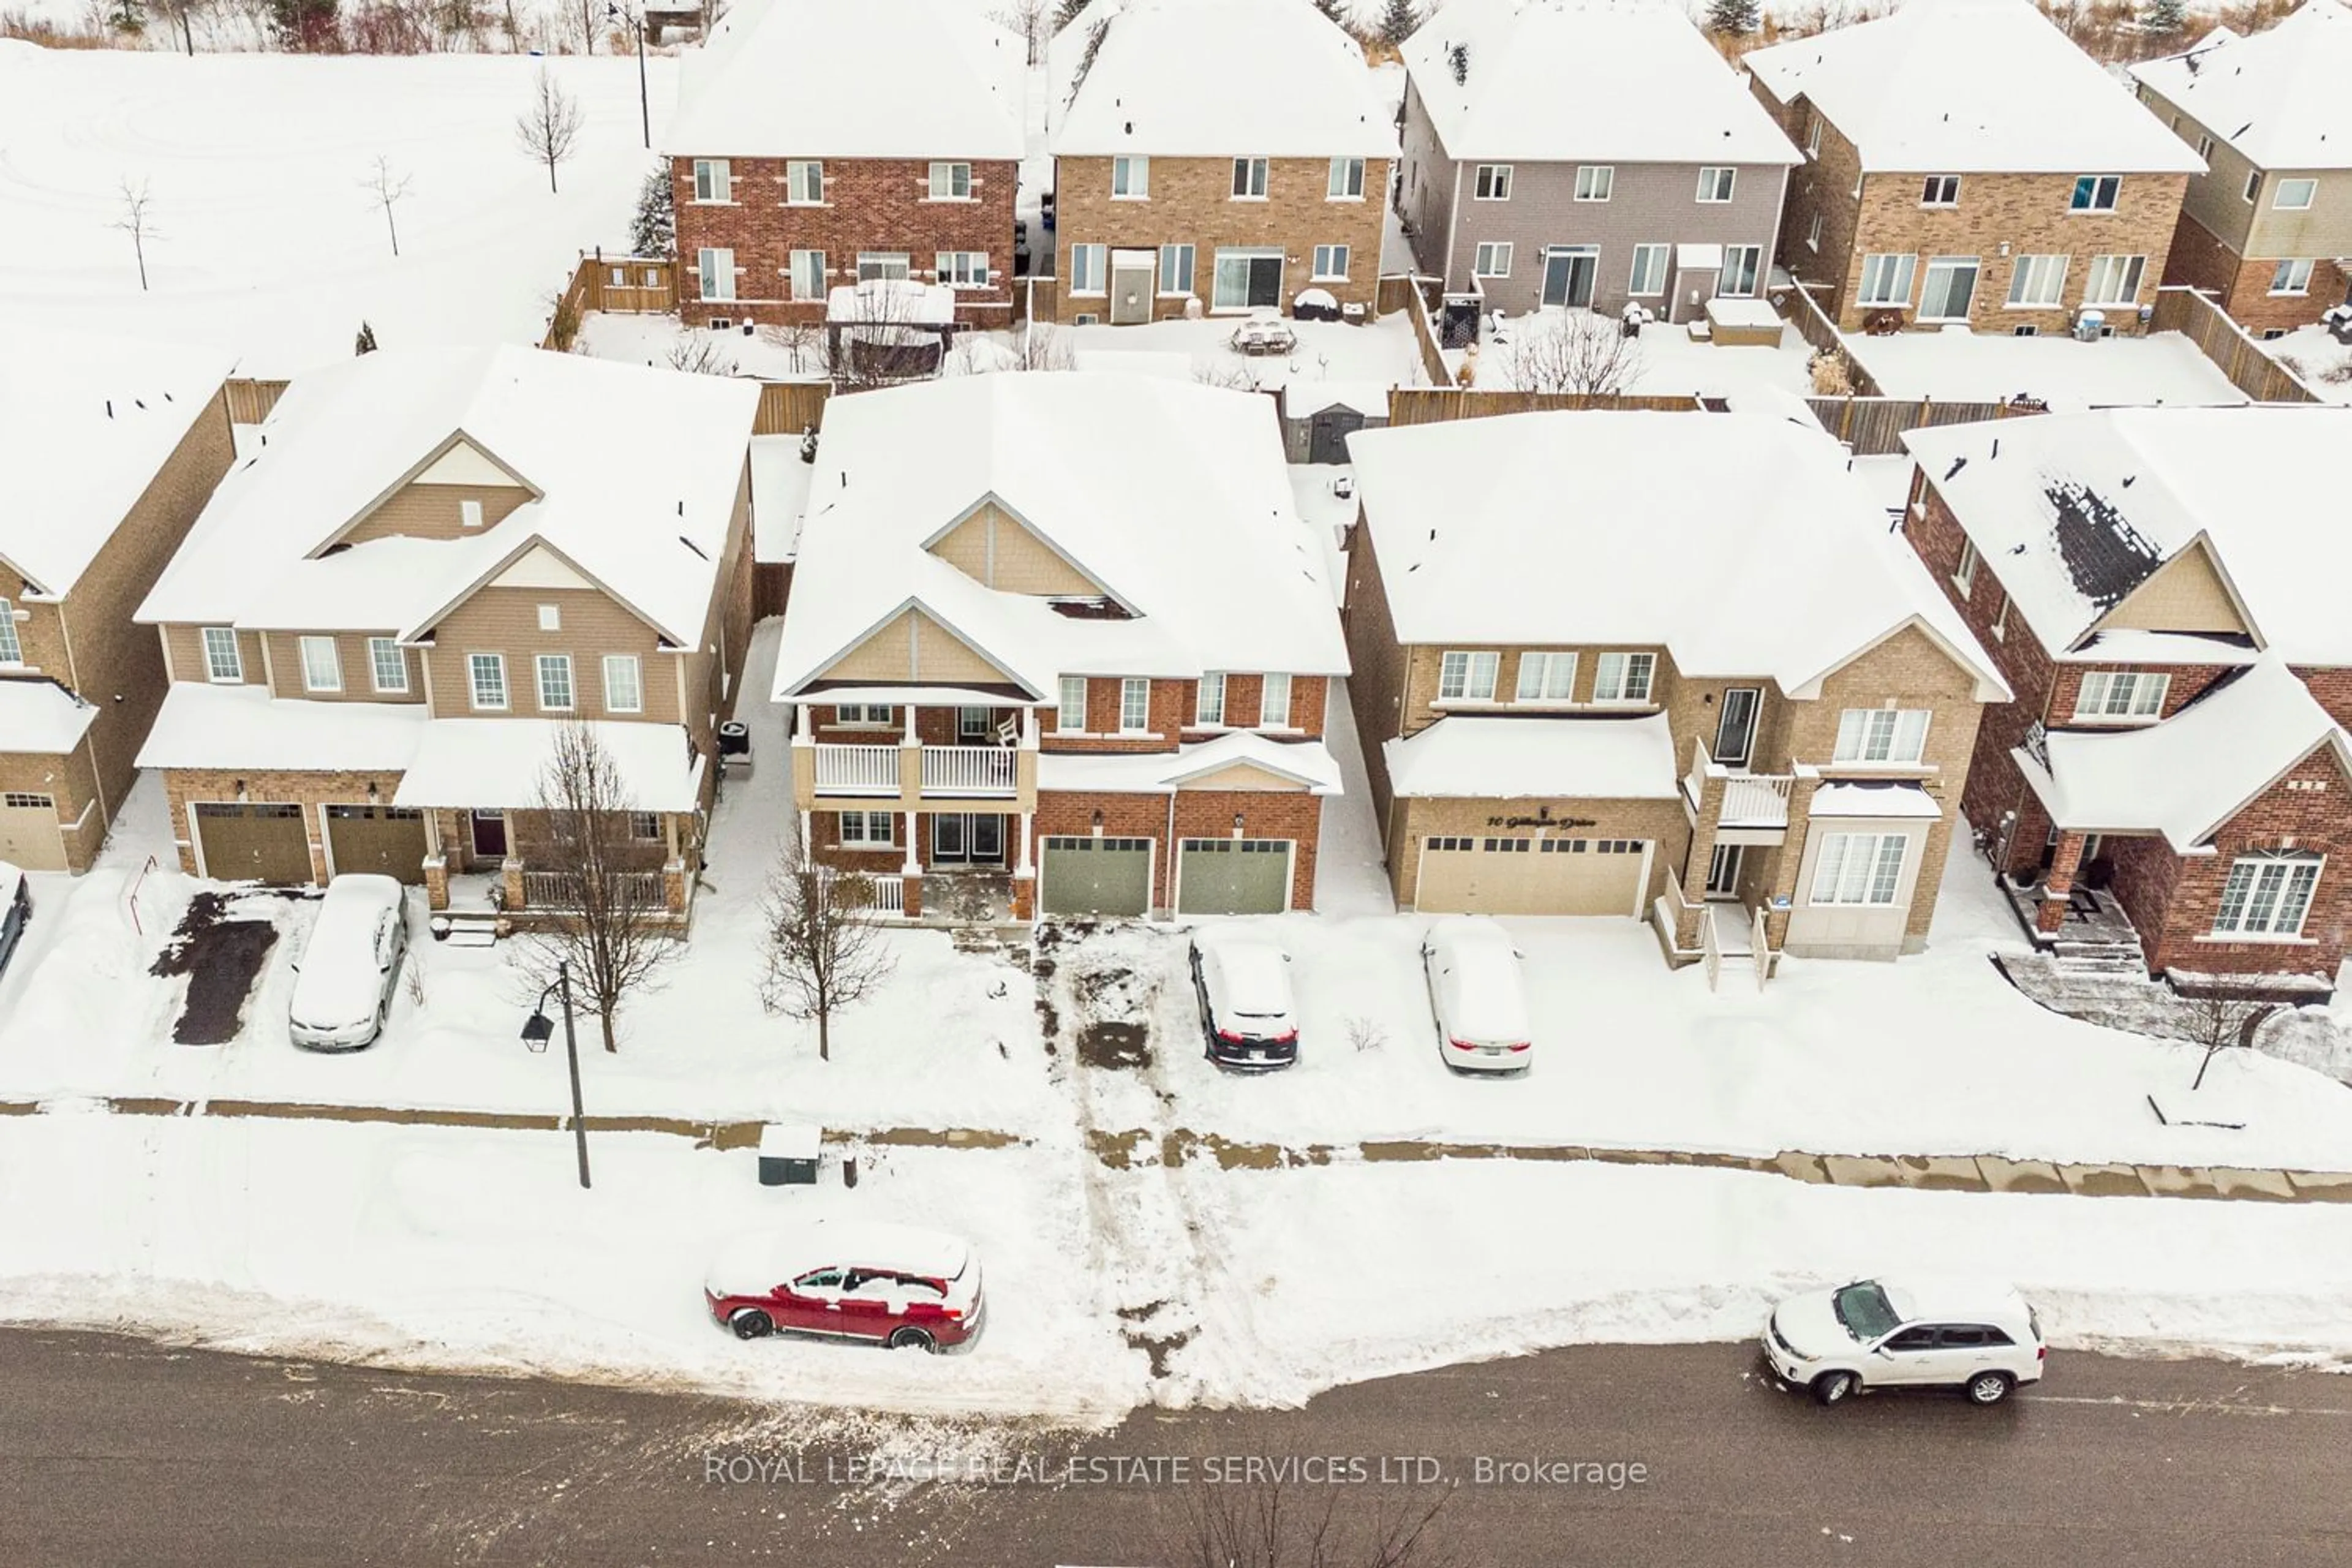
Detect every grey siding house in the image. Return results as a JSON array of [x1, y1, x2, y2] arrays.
[[1398, 0, 1800, 321]]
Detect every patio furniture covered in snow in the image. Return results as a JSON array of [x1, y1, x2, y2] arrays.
[[1230, 310, 1298, 355]]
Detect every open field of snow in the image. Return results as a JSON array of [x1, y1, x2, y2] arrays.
[[1848, 325, 2249, 409]]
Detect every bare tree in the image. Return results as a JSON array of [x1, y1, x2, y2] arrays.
[[111, 179, 161, 293], [992, 0, 1050, 62], [1193, 355, 1265, 391], [1158, 1480, 1457, 1568], [757, 842, 897, 1061], [830, 279, 946, 390], [520, 721, 682, 1054], [2178, 977, 2278, 1091], [665, 331, 739, 375], [149, 0, 206, 51], [757, 319, 826, 375], [1014, 320, 1077, 371], [1503, 312, 1645, 396], [361, 154, 413, 257], [514, 64, 586, 194]]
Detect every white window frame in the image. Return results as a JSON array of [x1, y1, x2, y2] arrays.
[[537, 603, 560, 632], [2242, 169, 2263, 204], [857, 252, 910, 282], [2194, 132, 2214, 160], [1119, 676, 1151, 733], [1069, 243, 1107, 295], [2082, 254, 2146, 306], [2073, 669, 2168, 721], [1257, 671, 1292, 729], [2272, 178, 2317, 211], [1158, 243, 1196, 296], [788, 250, 827, 301], [1918, 254, 1981, 322], [834, 703, 895, 727], [603, 654, 643, 714], [1472, 241, 1513, 279], [837, 809, 896, 848], [1515, 651, 1578, 703], [1327, 156, 1365, 200], [1195, 672, 1226, 727], [937, 251, 990, 289], [298, 634, 342, 693], [1833, 707, 1931, 764], [697, 247, 736, 303], [1231, 157, 1270, 199], [1858, 252, 1917, 307], [1919, 174, 1960, 207], [1805, 211, 1822, 252], [2006, 253, 2068, 309], [786, 160, 824, 205], [1438, 650, 1500, 703], [1058, 676, 1088, 732], [1696, 166, 1736, 203], [368, 636, 407, 694], [1311, 243, 1350, 281], [536, 652, 574, 712], [927, 160, 972, 200], [2071, 174, 2123, 213], [1592, 651, 1654, 705], [1806, 118, 1822, 158], [468, 652, 508, 711], [690, 158, 731, 203], [1628, 243, 1669, 296], [1473, 164, 1512, 201], [2270, 258, 2316, 296], [0, 600, 20, 665], [1809, 832, 1912, 907], [202, 627, 243, 683], [1112, 155, 1148, 198], [1953, 537, 1979, 595], [461, 497, 484, 529], [1575, 164, 1614, 202], [2212, 851, 2323, 937], [1717, 244, 1762, 298]]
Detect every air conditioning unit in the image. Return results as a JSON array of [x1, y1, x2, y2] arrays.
[[2071, 309, 2105, 342]]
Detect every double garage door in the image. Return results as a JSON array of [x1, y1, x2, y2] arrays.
[[1036, 835, 1297, 917], [192, 803, 427, 885], [1414, 835, 1649, 917]]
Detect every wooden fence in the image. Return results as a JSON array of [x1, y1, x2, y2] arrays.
[[1779, 282, 1885, 397], [1806, 395, 2042, 456], [542, 249, 677, 349], [2150, 285, 2321, 404], [753, 380, 832, 437], [1387, 388, 1707, 425], [222, 377, 290, 424], [1387, 274, 1459, 388]]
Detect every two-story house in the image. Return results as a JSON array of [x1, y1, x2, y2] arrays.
[[1747, 0, 2204, 336], [1397, 0, 1801, 320], [1, 330, 235, 874], [665, 0, 1026, 330], [1046, 0, 1394, 324], [2131, 1, 2352, 335], [131, 347, 761, 922], [1343, 411, 2007, 965], [1901, 405, 2352, 987], [772, 372, 1349, 920]]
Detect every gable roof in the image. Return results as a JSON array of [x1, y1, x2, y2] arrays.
[[135, 346, 758, 647], [2129, 0, 2352, 171], [666, 0, 1025, 159], [0, 326, 232, 600], [1403, 0, 1800, 165], [1745, 0, 2204, 175], [1049, 0, 1396, 158], [1901, 405, 2352, 663], [1346, 410, 2007, 698]]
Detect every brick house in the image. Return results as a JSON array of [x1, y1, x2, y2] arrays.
[[665, 0, 1026, 330], [1046, 0, 1393, 324], [1746, 0, 2204, 336], [2130, 1, 2352, 335], [1397, 0, 1800, 321], [1, 330, 235, 874], [131, 347, 762, 924], [771, 372, 1349, 921], [1900, 405, 2352, 987], [1343, 411, 2007, 967]]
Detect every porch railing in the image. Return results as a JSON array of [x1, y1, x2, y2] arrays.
[[1684, 737, 1795, 828], [813, 743, 900, 794], [521, 869, 665, 910], [869, 875, 907, 916], [920, 745, 1016, 797]]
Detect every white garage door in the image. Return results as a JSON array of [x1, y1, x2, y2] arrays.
[[0, 791, 67, 873], [1413, 835, 1648, 917]]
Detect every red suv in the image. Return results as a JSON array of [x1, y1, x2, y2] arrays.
[[704, 1219, 984, 1352]]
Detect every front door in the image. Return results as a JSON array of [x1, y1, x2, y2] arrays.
[[931, 813, 1005, 865], [1706, 843, 1744, 899], [470, 809, 508, 859], [1714, 687, 1761, 767], [1542, 247, 1599, 308], [1110, 251, 1156, 325]]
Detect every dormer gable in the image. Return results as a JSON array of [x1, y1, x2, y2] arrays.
[[921, 493, 1127, 606], [315, 429, 542, 553], [797, 598, 1038, 696], [2083, 533, 2263, 647]]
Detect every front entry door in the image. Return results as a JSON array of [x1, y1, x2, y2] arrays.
[[1714, 687, 1761, 767], [1542, 247, 1599, 308], [470, 809, 508, 859], [1110, 250, 1156, 325], [932, 813, 1005, 864], [1706, 843, 1744, 899]]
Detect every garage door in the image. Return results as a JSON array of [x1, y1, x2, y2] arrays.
[[325, 804, 428, 883], [0, 791, 67, 873], [193, 802, 314, 884], [1039, 835, 1152, 918], [1414, 835, 1647, 916], [1177, 838, 1292, 915]]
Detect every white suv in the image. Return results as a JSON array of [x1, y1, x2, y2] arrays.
[[1763, 1275, 2045, 1408]]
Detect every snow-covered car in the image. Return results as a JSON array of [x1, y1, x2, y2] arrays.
[[287, 873, 409, 1052], [1421, 916, 1532, 1074], [705, 1219, 984, 1352], [1190, 934, 1299, 1072], [1763, 1275, 2046, 1408], [0, 861, 30, 982]]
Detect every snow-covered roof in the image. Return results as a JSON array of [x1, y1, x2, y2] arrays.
[[748, 434, 814, 567], [1037, 733, 1343, 794], [1049, 0, 1396, 158], [2054, 628, 2260, 667], [0, 677, 98, 755], [773, 373, 1348, 701], [137, 347, 758, 648], [2018, 658, 2352, 849], [1811, 780, 1942, 818], [1348, 411, 2007, 698], [666, 0, 1025, 160], [1404, 0, 1800, 165], [136, 684, 429, 774], [1746, 0, 2205, 175], [1902, 405, 2352, 662], [393, 719, 704, 812], [0, 326, 232, 600], [1383, 714, 1679, 799], [1284, 381, 1390, 419], [2130, 1, 2352, 170]]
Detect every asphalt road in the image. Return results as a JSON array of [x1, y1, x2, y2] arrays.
[[4, 1327, 2348, 1567]]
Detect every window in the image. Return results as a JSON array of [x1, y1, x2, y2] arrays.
[[2271, 258, 2316, 296], [1120, 677, 1150, 733], [1328, 156, 1365, 198], [536, 653, 573, 712], [1158, 243, 1195, 295], [1918, 255, 1980, 320], [536, 603, 560, 632], [1696, 166, 1736, 202], [1231, 157, 1269, 198], [1473, 164, 1512, 200], [1592, 652, 1654, 704], [2213, 851, 2322, 937], [2194, 132, 2214, 160], [1805, 117, 1822, 158], [1258, 671, 1292, 728], [1991, 592, 2011, 640], [368, 637, 407, 694], [690, 158, 730, 202], [0, 601, 18, 665], [202, 627, 243, 682], [1112, 155, 1148, 198], [837, 810, 895, 847], [2242, 169, 2263, 203], [1628, 243, 1669, 296], [603, 654, 642, 714], [2274, 177, 2317, 210], [626, 811, 663, 843], [1, 792, 52, 810], [1472, 241, 1513, 278], [1810, 832, 1911, 907], [1919, 175, 1960, 206], [788, 250, 827, 301], [1954, 537, 1979, 595], [1718, 244, 1762, 298], [786, 160, 824, 204], [2074, 669, 2168, 719], [1575, 164, 1614, 202], [2070, 175, 2122, 213], [1070, 243, 1107, 293], [927, 160, 971, 200], [1858, 252, 1916, 306], [1833, 707, 1930, 763], [1805, 211, 1822, 252], [938, 251, 990, 288], [468, 653, 508, 710], [1438, 650, 1500, 701], [298, 635, 341, 693], [461, 497, 484, 529], [1515, 652, 1577, 702], [834, 703, 895, 726], [1311, 244, 1350, 280], [2082, 254, 2146, 306], [857, 252, 910, 282], [1192, 672, 1227, 726], [696, 247, 735, 302], [2007, 253, 2068, 308], [1058, 676, 1088, 731]]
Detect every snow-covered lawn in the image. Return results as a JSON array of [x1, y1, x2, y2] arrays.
[[2266, 322, 2352, 405], [1847, 325, 2248, 409], [1450, 309, 1821, 404]]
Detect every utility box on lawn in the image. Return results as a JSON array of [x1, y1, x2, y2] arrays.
[[758, 1123, 821, 1186]]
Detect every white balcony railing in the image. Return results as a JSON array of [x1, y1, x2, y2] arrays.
[[813, 743, 900, 794], [1719, 773, 1794, 828], [920, 745, 1016, 797], [521, 869, 665, 910]]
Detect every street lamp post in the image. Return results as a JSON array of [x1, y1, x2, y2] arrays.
[[522, 960, 592, 1190], [608, 2, 650, 151]]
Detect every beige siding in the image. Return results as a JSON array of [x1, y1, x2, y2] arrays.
[[341, 480, 535, 546], [423, 586, 676, 721], [928, 502, 1105, 596], [160, 623, 268, 686], [824, 607, 1014, 685], [262, 630, 425, 703], [2093, 543, 2249, 636], [1183, 760, 1311, 792]]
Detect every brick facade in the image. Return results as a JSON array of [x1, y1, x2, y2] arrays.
[[2160, 211, 2352, 335]]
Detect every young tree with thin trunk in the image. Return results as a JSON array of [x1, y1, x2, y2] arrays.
[[515, 64, 586, 194], [521, 722, 681, 1054], [111, 179, 160, 293], [757, 842, 896, 1063], [1504, 311, 1645, 396], [2181, 978, 2276, 1091], [1157, 1479, 1457, 1568], [361, 154, 413, 257]]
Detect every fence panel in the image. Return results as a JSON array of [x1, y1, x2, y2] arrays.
[[1803, 396, 2037, 456], [754, 380, 831, 435], [1386, 388, 1703, 425], [2149, 286, 2321, 404]]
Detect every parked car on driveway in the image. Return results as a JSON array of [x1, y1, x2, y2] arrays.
[[1763, 1275, 2046, 1408], [287, 873, 409, 1051], [1190, 934, 1299, 1071], [705, 1219, 983, 1352], [1421, 916, 1531, 1073], [0, 861, 31, 982]]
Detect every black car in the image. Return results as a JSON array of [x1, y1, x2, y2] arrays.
[[0, 862, 32, 983]]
